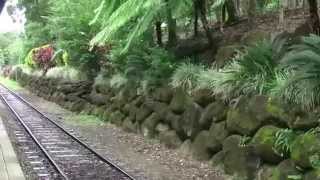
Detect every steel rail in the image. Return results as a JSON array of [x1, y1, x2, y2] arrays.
[[0, 89, 69, 180], [0, 83, 136, 180]]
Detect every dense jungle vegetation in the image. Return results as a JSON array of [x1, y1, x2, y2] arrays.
[[2, 0, 320, 109]]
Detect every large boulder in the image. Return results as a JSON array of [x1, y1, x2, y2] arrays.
[[169, 88, 191, 114], [110, 110, 126, 126], [251, 125, 283, 164], [181, 102, 203, 139], [191, 89, 215, 107], [89, 91, 108, 106], [289, 108, 319, 130], [291, 132, 320, 168], [128, 105, 138, 122], [122, 117, 137, 133], [207, 122, 229, 154], [227, 96, 289, 135], [269, 160, 302, 180], [304, 170, 320, 180], [135, 103, 153, 122], [223, 135, 261, 179], [155, 123, 170, 134], [152, 86, 173, 103], [166, 112, 185, 139], [199, 100, 228, 129], [255, 165, 275, 180], [178, 139, 192, 157], [191, 131, 212, 161], [141, 113, 161, 138], [159, 130, 182, 149], [209, 151, 225, 168], [145, 100, 169, 120]]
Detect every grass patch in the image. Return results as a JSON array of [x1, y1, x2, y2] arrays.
[[64, 114, 105, 126], [0, 76, 22, 91]]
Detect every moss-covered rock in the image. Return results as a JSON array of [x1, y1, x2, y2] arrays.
[[159, 130, 182, 149], [191, 131, 212, 161], [290, 108, 319, 130], [256, 165, 275, 180], [145, 100, 169, 120], [207, 122, 229, 154], [178, 139, 192, 157], [135, 104, 153, 122], [222, 135, 261, 179], [210, 151, 225, 168], [199, 100, 228, 129], [291, 132, 320, 168], [155, 123, 170, 134], [181, 102, 203, 139], [191, 89, 215, 107], [304, 170, 320, 180], [270, 160, 302, 180], [89, 91, 108, 106], [251, 125, 283, 164], [152, 86, 173, 103], [110, 110, 126, 126], [122, 117, 137, 133], [141, 113, 161, 138], [227, 96, 289, 136], [169, 88, 191, 114]]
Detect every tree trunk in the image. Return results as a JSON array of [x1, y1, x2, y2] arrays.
[[194, 2, 199, 37], [165, 0, 177, 47], [225, 0, 238, 24], [248, 0, 256, 25], [308, 0, 320, 34], [195, 0, 213, 45], [155, 21, 163, 46]]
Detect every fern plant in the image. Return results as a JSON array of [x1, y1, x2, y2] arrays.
[[196, 40, 279, 100], [90, 0, 192, 53], [278, 34, 320, 109], [170, 62, 204, 93]]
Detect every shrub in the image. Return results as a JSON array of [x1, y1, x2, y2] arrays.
[[24, 44, 55, 73], [46, 66, 87, 82], [170, 62, 204, 93], [109, 73, 128, 89], [195, 41, 278, 100], [277, 34, 320, 109]]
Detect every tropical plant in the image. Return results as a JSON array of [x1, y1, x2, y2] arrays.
[[196, 40, 278, 100], [46, 66, 87, 82], [278, 34, 320, 109], [273, 129, 297, 157], [90, 0, 193, 52], [170, 62, 204, 93]]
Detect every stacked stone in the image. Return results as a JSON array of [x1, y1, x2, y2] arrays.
[[11, 71, 320, 180]]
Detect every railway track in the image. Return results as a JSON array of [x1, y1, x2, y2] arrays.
[[0, 84, 136, 180]]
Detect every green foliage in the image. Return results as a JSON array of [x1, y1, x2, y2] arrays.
[[273, 129, 297, 157], [109, 73, 128, 89], [196, 41, 278, 100], [46, 66, 88, 82], [109, 44, 176, 89], [170, 62, 204, 93], [277, 34, 320, 109], [0, 33, 23, 65], [90, 0, 192, 52]]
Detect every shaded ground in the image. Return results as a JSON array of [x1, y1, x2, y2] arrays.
[[1, 85, 227, 180]]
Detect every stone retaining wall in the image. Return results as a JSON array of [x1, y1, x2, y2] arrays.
[[11, 71, 320, 180]]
